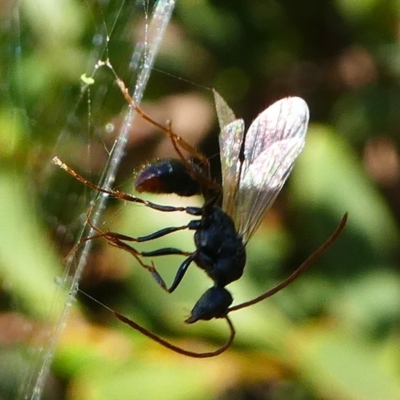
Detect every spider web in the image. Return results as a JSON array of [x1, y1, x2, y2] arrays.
[[0, 1, 175, 398]]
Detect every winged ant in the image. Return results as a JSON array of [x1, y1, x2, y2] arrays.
[[53, 66, 347, 358]]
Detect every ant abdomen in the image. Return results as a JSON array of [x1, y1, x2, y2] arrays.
[[194, 205, 246, 287], [185, 287, 233, 323]]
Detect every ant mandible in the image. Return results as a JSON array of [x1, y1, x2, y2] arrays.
[[53, 67, 347, 358]]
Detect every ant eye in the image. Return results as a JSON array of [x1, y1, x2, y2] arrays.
[[185, 287, 233, 324]]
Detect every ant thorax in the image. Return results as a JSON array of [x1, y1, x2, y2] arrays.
[[193, 205, 246, 287]]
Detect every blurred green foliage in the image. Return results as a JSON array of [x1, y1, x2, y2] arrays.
[[1, 0, 400, 399]]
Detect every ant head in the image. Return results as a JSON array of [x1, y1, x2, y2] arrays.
[[185, 287, 233, 324], [135, 158, 203, 197]]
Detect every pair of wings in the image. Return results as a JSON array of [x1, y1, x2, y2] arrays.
[[213, 90, 309, 244]]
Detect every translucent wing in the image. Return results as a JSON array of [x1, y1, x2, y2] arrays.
[[237, 97, 308, 242], [213, 90, 244, 216], [213, 89, 237, 130], [218, 120, 245, 217], [217, 95, 309, 243]]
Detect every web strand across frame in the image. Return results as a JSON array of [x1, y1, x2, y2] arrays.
[[29, 2, 176, 399]]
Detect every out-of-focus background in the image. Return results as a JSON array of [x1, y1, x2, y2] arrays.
[[1, 0, 400, 399]]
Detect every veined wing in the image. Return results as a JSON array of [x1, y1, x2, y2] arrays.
[[213, 90, 245, 216], [213, 89, 237, 130], [229, 97, 309, 243]]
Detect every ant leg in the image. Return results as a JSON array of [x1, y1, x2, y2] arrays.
[[87, 218, 196, 290], [114, 77, 220, 193], [80, 288, 235, 358], [87, 60, 217, 191], [103, 226, 197, 292], [103, 230, 196, 293], [104, 233, 168, 290], [114, 77, 208, 167], [52, 156, 204, 215], [104, 230, 196, 292], [85, 219, 169, 290], [96, 219, 197, 257], [164, 120, 217, 190], [114, 311, 235, 358], [168, 252, 197, 293], [141, 248, 192, 257], [112, 224, 191, 242], [229, 213, 348, 312], [103, 231, 193, 257]]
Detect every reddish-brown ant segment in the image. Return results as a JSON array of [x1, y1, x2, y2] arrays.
[[115, 77, 220, 197], [52, 157, 198, 213]]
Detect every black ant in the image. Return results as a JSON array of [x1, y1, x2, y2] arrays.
[[53, 73, 347, 358]]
